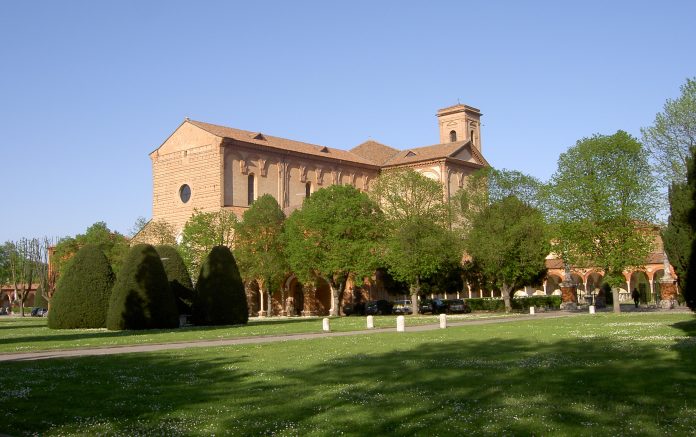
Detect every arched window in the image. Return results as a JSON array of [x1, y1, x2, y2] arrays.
[[470, 129, 475, 145], [305, 182, 312, 198], [248, 174, 255, 205], [449, 130, 457, 142]]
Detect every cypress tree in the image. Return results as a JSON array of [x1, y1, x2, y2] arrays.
[[192, 245, 248, 325], [48, 244, 115, 329], [155, 245, 194, 315], [106, 244, 179, 330]]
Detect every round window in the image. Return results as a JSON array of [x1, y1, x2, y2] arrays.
[[179, 184, 191, 203]]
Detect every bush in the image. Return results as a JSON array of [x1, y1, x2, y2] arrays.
[[48, 244, 115, 329], [33, 286, 48, 308], [192, 246, 248, 326], [155, 245, 194, 315], [106, 244, 179, 330], [464, 296, 561, 312]]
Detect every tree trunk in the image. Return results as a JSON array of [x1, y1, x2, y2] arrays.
[[501, 284, 512, 313], [612, 287, 621, 313], [267, 292, 272, 316], [411, 276, 420, 315]]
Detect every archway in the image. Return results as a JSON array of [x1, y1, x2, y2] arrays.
[[545, 274, 562, 295], [585, 272, 603, 304], [315, 277, 331, 315], [286, 277, 304, 317], [630, 271, 650, 304]]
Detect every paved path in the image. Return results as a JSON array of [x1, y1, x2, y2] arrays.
[[0, 312, 581, 362]]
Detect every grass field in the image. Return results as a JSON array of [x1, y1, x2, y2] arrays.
[[0, 313, 518, 353], [1, 312, 695, 436]]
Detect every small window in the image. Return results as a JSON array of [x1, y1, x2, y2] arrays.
[[179, 184, 191, 203], [248, 174, 255, 205], [305, 182, 312, 198], [470, 129, 475, 145], [449, 130, 457, 142]]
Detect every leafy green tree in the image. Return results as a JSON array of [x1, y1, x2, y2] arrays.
[[371, 169, 458, 314], [52, 222, 129, 278], [234, 195, 288, 316], [547, 131, 657, 312], [106, 244, 179, 330], [285, 185, 384, 316], [192, 245, 248, 325], [156, 245, 194, 315], [0, 242, 13, 286], [465, 196, 550, 312], [180, 209, 237, 276], [451, 167, 544, 230], [48, 244, 115, 329], [642, 77, 696, 188]]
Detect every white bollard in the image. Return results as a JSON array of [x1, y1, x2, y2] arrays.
[[366, 315, 374, 329], [529, 307, 535, 315], [439, 313, 447, 329], [322, 317, 330, 332], [396, 315, 405, 332], [589, 305, 595, 315]]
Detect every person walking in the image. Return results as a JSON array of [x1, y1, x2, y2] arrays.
[[631, 288, 640, 308]]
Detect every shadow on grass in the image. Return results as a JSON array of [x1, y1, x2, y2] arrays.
[[2, 330, 695, 435]]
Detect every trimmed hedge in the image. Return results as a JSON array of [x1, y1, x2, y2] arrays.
[[106, 244, 179, 330], [48, 244, 115, 329], [465, 296, 562, 312], [192, 246, 248, 326], [155, 245, 194, 315]]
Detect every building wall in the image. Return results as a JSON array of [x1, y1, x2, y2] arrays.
[[150, 123, 224, 235]]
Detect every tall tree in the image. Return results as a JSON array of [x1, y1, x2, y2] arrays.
[[547, 131, 657, 312], [642, 77, 696, 188], [179, 209, 237, 277], [234, 195, 288, 316], [371, 169, 457, 313], [465, 196, 550, 312], [52, 222, 129, 278], [284, 185, 384, 316]]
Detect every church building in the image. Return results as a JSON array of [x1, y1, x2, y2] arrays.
[[149, 104, 488, 235]]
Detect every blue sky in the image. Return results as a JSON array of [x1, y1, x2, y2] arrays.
[[1, 0, 694, 243]]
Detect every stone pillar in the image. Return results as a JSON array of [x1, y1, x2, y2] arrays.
[[301, 286, 319, 316], [660, 252, 678, 309], [439, 313, 447, 329], [559, 265, 577, 310]]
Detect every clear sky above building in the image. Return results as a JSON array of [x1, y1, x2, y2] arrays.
[[1, 0, 694, 242]]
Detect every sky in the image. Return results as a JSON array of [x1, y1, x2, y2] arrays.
[[1, 0, 695, 243]]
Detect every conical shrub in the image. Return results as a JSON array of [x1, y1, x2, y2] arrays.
[[192, 245, 248, 325], [48, 244, 114, 329], [106, 244, 179, 330], [155, 245, 194, 315]]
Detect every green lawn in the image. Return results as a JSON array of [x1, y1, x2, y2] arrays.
[[0, 313, 517, 353], [1, 312, 695, 436]]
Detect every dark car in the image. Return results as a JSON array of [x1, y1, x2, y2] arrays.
[[343, 302, 365, 316], [444, 299, 471, 314], [419, 299, 448, 314], [31, 307, 48, 317], [365, 300, 393, 315]]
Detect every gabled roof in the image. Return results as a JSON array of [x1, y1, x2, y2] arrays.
[[350, 140, 400, 165], [186, 120, 378, 167], [383, 140, 489, 167]]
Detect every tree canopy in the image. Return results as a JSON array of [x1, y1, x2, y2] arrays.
[[546, 131, 657, 312], [180, 209, 237, 276], [52, 222, 129, 278], [465, 196, 550, 312], [371, 169, 459, 313], [284, 184, 384, 316], [642, 77, 696, 188]]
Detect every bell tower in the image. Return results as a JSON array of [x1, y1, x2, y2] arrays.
[[437, 104, 482, 151]]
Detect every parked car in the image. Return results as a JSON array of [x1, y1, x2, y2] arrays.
[[365, 300, 393, 315], [419, 298, 448, 314], [31, 307, 48, 317], [0, 307, 7, 316], [445, 299, 471, 314], [343, 302, 365, 316], [392, 299, 413, 315]]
